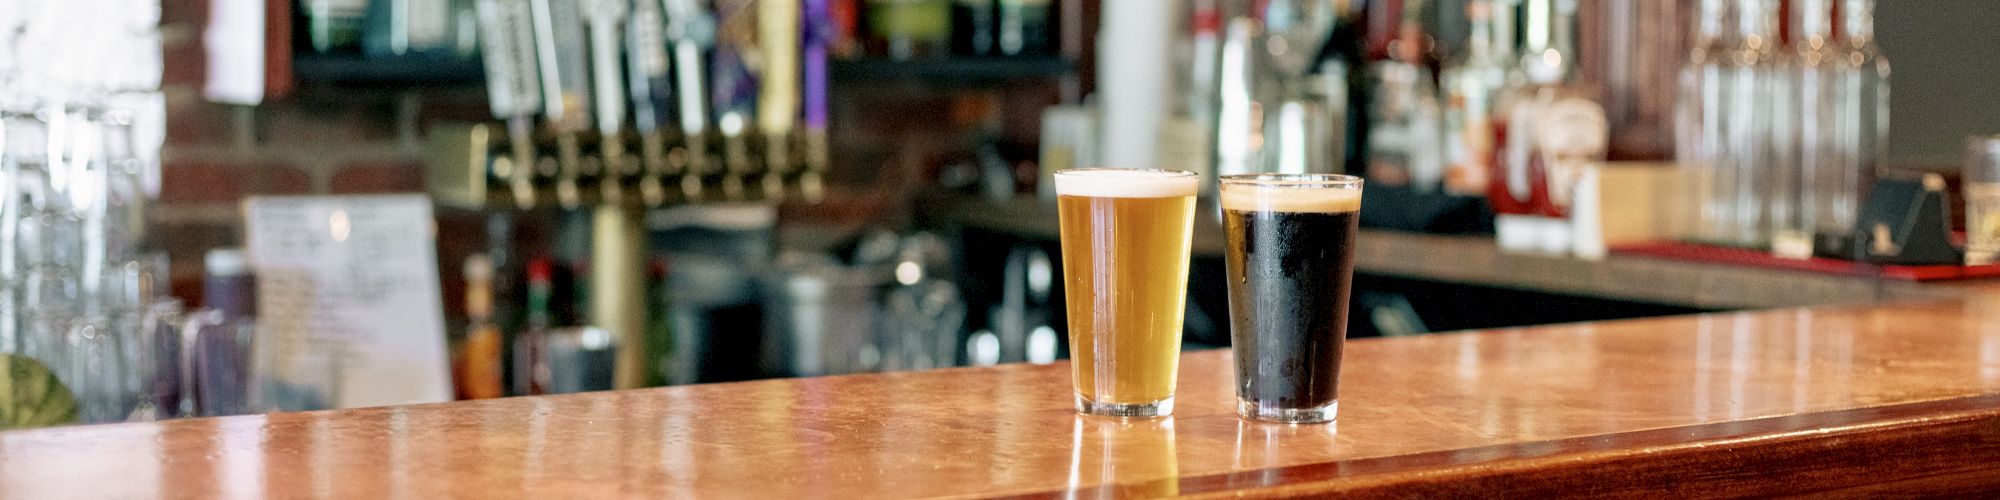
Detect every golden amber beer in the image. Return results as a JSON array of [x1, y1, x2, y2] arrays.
[[1054, 168, 1198, 417]]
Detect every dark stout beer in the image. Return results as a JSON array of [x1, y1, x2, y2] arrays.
[[1221, 174, 1362, 423]]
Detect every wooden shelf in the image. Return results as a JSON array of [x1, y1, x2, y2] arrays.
[[292, 53, 486, 87], [829, 56, 1073, 84]]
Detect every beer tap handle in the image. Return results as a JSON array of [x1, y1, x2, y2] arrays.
[[585, 0, 629, 205], [802, 0, 831, 203], [475, 0, 545, 208], [628, 0, 674, 206], [506, 116, 539, 208], [530, 0, 593, 209], [759, 0, 800, 200], [556, 132, 584, 208], [719, 112, 749, 201], [664, 0, 715, 200]]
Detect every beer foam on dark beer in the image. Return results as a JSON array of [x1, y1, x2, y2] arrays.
[[1054, 169, 1199, 198], [1221, 184, 1362, 213]]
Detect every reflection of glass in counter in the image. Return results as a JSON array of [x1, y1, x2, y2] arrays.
[[1963, 137, 2000, 265], [1055, 169, 1197, 418], [1068, 416, 1178, 497]]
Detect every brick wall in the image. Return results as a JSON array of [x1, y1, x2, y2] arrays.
[[158, 0, 480, 302]]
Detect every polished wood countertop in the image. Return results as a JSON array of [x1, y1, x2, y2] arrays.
[[8, 300, 2000, 497]]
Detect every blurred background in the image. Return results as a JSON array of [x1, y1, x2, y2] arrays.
[[3, 0, 1999, 426]]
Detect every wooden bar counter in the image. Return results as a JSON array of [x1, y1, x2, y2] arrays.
[[8, 299, 2000, 497]]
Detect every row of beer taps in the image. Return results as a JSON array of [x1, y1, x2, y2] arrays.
[[475, 0, 830, 209]]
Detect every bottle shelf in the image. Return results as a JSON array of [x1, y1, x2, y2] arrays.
[[292, 53, 487, 87]]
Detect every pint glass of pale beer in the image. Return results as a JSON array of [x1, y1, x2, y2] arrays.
[[1053, 168, 1198, 417]]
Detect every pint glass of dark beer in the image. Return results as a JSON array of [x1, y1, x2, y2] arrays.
[[1220, 173, 1362, 423], [1054, 168, 1199, 417]]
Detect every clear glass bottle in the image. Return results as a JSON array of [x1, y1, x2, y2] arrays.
[[1677, 0, 1732, 245], [1365, 6, 1444, 190], [1835, 0, 1888, 237], [1761, 0, 1802, 256], [1713, 0, 1783, 248], [1489, 0, 1604, 254], [1783, 0, 1845, 256], [1578, 0, 1692, 162], [1442, 0, 1512, 195]]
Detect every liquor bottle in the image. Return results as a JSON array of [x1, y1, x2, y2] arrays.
[[1676, 0, 1732, 245], [1834, 0, 1888, 247], [189, 249, 256, 416], [867, 0, 951, 60], [996, 0, 1050, 56], [1708, 0, 1783, 248], [364, 0, 475, 58], [1328, 1, 1372, 176], [455, 255, 505, 399], [831, 0, 864, 58], [1758, 0, 1804, 257], [1365, 0, 1442, 190], [1781, 0, 1843, 258], [511, 258, 557, 396], [1441, 0, 1510, 195], [643, 260, 677, 386], [298, 0, 368, 53], [952, 0, 995, 56], [1489, 0, 1604, 255], [1261, 0, 1342, 178], [1577, 0, 1691, 161]]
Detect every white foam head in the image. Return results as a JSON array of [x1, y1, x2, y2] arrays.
[[1220, 179, 1363, 214], [1053, 168, 1199, 198]]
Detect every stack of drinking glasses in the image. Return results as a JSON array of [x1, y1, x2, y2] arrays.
[[0, 0, 169, 424]]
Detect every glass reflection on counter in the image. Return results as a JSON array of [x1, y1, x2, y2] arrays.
[[1066, 416, 1178, 499], [1231, 418, 1338, 479]]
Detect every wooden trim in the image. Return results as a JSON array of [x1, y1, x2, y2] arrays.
[[1006, 395, 2000, 498]]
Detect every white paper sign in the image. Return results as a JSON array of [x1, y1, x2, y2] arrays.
[[244, 195, 451, 408]]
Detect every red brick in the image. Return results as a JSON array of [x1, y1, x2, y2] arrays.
[[256, 164, 314, 195], [160, 29, 207, 88], [163, 87, 232, 146], [256, 93, 401, 146], [414, 90, 496, 136], [329, 160, 426, 194], [160, 161, 309, 204], [160, 0, 211, 26]]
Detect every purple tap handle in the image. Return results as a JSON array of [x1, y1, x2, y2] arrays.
[[803, 0, 830, 129]]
